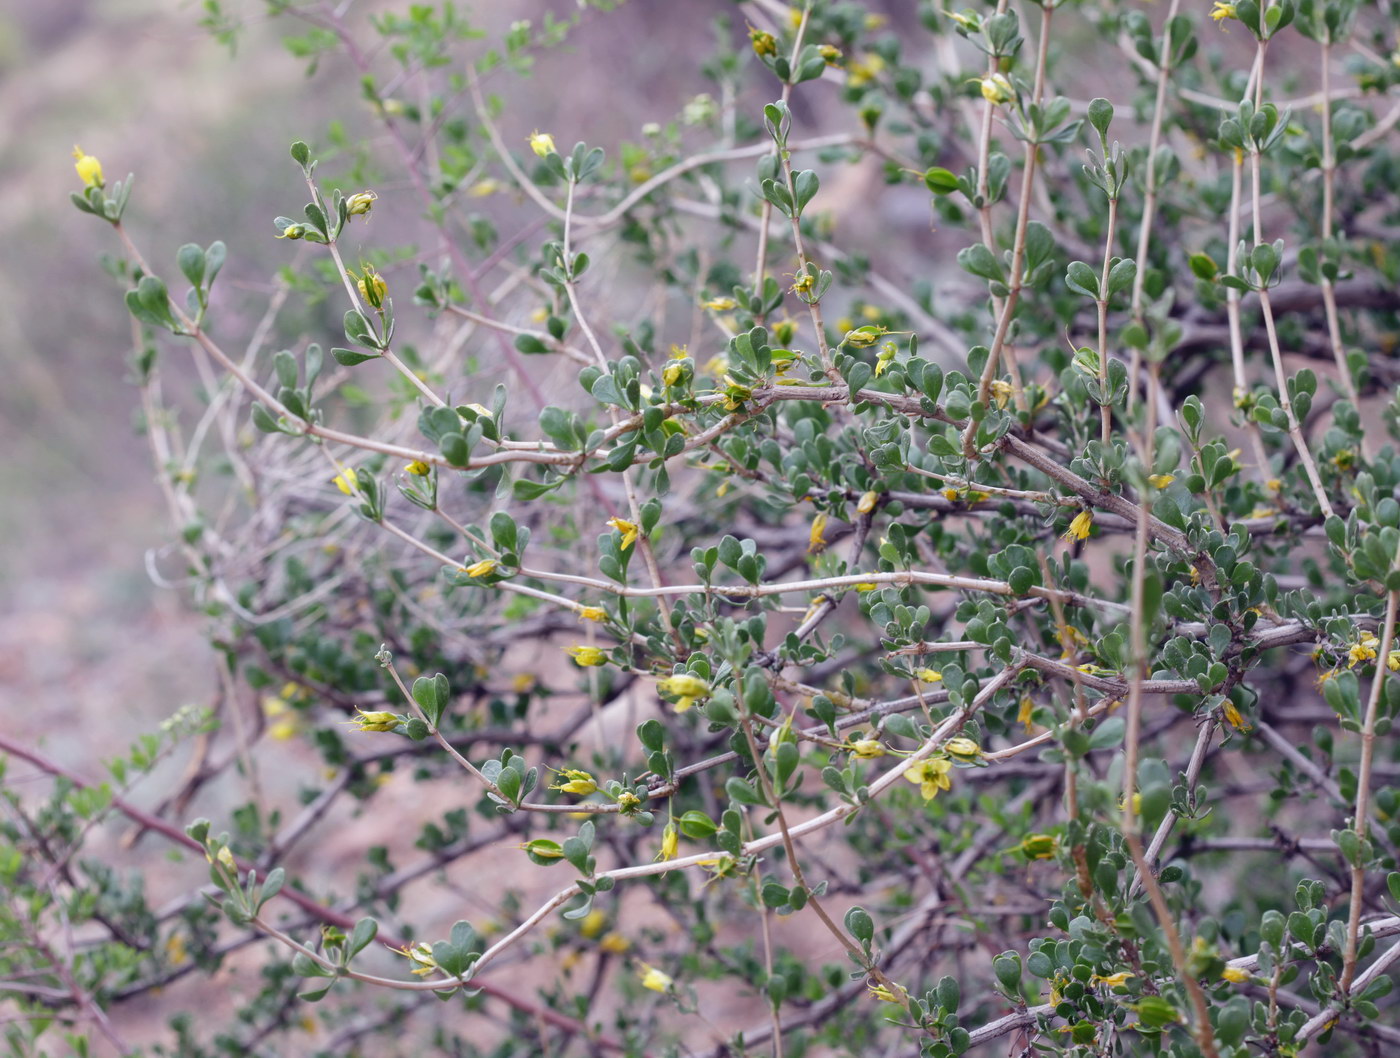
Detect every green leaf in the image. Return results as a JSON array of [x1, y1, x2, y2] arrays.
[[177, 243, 206, 288], [844, 905, 874, 944], [792, 169, 820, 212], [1188, 252, 1219, 280], [1087, 97, 1113, 139], [332, 347, 378, 366], [1064, 260, 1100, 299]]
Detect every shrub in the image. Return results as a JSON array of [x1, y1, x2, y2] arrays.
[[9, 1, 1400, 1055]]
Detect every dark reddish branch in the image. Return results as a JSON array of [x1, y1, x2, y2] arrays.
[[0, 733, 630, 1052]]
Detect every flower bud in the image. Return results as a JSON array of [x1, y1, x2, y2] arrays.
[[345, 190, 378, 216], [979, 73, 1015, 105], [1020, 833, 1057, 859], [72, 145, 103, 188], [550, 768, 599, 796], [748, 25, 777, 57], [357, 267, 387, 309], [528, 130, 556, 157], [568, 645, 608, 667], [944, 737, 982, 760], [348, 709, 399, 733]]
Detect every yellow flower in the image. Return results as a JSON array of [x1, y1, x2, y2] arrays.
[[599, 932, 630, 954], [72, 145, 103, 188], [1017, 694, 1036, 732], [165, 933, 188, 965], [819, 44, 843, 65], [857, 490, 879, 515], [843, 325, 885, 348], [1148, 474, 1175, 488], [809, 512, 829, 554], [568, 645, 608, 667], [276, 222, 308, 240], [1221, 701, 1251, 732], [789, 271, 816, 296], [269, 718, 299, 741], [405, 460, 430, 476], [551, 768, 598, 796], [979, 73, 1015, 104], [944, 737, 981, 760], [656, 822, 679, 861], [1348, 631, 1380, 668], [394, 942, 439, 976], [662, 361, 685, 387], [703, 296, 738, 311], [1221, 966, 1250, 983], [915, 668, 943, 684], [579, 909, 608, 939], [903, 757, 953, 801], [1332, 448, 1355, 471], [468, 178, 502, 197], [332, 469, 357, 496], [512, 673, 535, 693], [465, 559, 499, 579], [529, 130, 556, 157], [1388, 651, 1400, 672], [854, 582, 878, 591], [215, 846, 237, 873], [1065, 510, 1093, 541], [345, 190, 378, 216], [1094, 971, 1134, 988], [846, 52, 886, 87], [607, 517, 639, 550], [1210, 1, 1238, 22], [659, 674, 710, 699], [640, 964, 673, 992], [577, 606, 606, 622], [868, 981, 907, 1003], [990, 379, 1013, 408], [347, 708, 399, 733], [851, 738, 885, 758]]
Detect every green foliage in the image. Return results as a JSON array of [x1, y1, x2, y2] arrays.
[[15, 0, 1400, 1056]]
